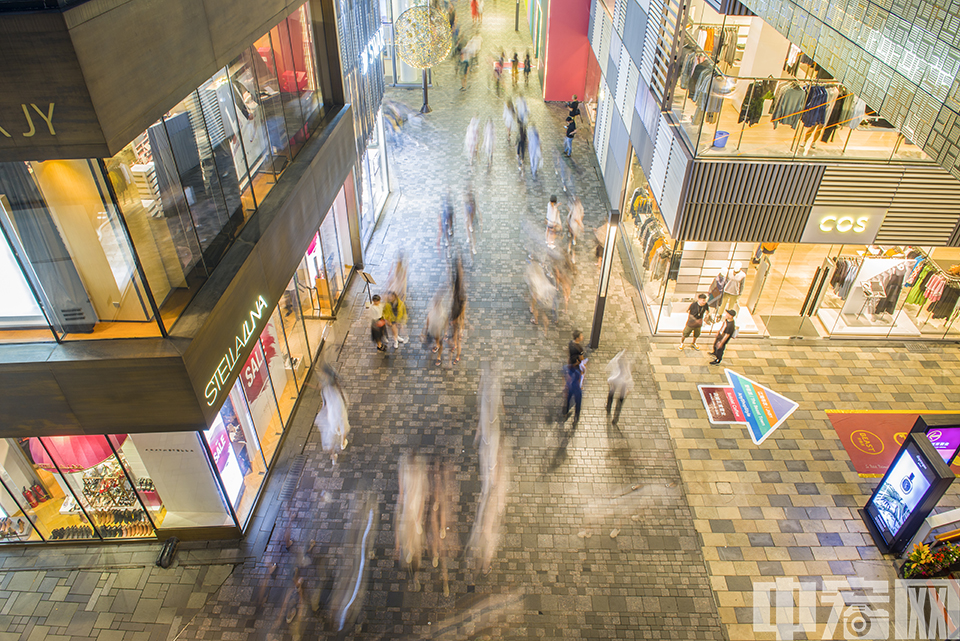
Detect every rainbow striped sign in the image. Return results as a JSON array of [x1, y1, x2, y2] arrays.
[[697, 370, 798, 445]]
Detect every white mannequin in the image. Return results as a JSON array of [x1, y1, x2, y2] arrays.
[[721, 261, 745, 313]]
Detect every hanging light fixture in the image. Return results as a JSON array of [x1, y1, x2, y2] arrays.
[[394, 5, 453, 70]]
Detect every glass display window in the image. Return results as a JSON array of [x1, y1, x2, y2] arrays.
[[270, 18, 308, 157], [0, 441, 44, 543], [114, 432, 233, 530], [239, 333, 285, 465], [204, 380, 268, 527], [0, 213, 57, 344], [304, 234, 334, 317], [361, 111, 389, 246], [38, 436, 154, 539], [251, 33, 294, 175], [267, 305, 304, 419], [0, 160, 162, 341], [294, 3, 323, 130]]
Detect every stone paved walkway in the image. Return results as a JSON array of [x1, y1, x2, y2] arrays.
[[3, 3, 960, 641]]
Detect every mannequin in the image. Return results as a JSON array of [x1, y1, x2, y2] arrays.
[[720, 262, 745, 312]]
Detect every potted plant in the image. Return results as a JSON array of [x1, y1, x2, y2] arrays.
[[900, 542, 960, 579]]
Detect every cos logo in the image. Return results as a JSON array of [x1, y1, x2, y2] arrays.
[[819, 215, 869, 233]]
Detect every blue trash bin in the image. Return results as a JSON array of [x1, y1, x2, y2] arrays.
[[713, 131, 730, 148]]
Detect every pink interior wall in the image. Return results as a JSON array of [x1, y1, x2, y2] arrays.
[[542, 0, 591, 102]]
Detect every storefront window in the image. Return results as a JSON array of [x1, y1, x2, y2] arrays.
[[319, 213, 345, 305], [239, 333, 285, 465], [204, 380, 267, 527], [252, 33, 294, 174], [0, 440, 47, 542], [107, 433, 232, 531], [295, 4, 323, 129], [0, 477, 40, 543], [8, 437, 101, 540], [361, 111, 389, 245], [0, 160, 161, 341], [669, 0, 926, 162], [38, 436, 154, 539], [278, 275, 312, 383], [0, 219, 56, 344], [270, 19, 308, 157]]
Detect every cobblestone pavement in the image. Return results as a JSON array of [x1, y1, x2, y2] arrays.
[[3, 4, 960, 641]]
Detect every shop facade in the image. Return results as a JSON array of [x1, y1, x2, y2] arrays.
[[0, 0, 361, 543], [588, 0, 960, 341]]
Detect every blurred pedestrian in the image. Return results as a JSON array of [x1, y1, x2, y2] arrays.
[[568, 328, 585, 366], [679, 293, 709, 350], [503, 100, 516, 144], [396, 453, 427, 591], [482, 117, 495, 167], [460, 51, 470, 91], [567, 195, 584, 258], [551, 250, 574, 312], [513, 96, 528, 125], [494, 52, 504, 96], [314, 364, 350, 464], [382, 291, 408, 349], [545, 194, 562, 248], [450, 256, 467, 364], [369, 294, 387, 352], [564, 116, 576, 157], [428, 461, 456, 596], [331, 491, 378, 631], [470, 363, 506, 575], [386, 251, 408, 302], [523, 51, 531, 86], [605, 350, 634, 425], [438, 192, 455, 254], [424, 289, 450, 366], [464, 188, 479, 254], [709, 309, 737, 365], [525, 260, 556, 328], [470, 0, 480, 23], [528, 124, 542, 177], [516, 123, 527, 174], [465, 115, 480, 161]]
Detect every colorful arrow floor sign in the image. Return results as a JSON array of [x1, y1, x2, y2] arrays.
[[697, 369, 799, 445]]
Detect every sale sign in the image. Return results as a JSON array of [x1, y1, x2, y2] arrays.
[[698, 370, 799, 445]]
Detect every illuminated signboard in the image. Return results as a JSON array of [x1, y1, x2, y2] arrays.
[[204, 295, 268, 406], [800, 206, 886, 244], [861, 433, 954, 554]]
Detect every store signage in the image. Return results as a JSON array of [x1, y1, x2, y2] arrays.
[[207, 423, 232, 473], [800, 206, 886, 244], [359, 27, 386, 75], [862, 433, 954, 554], [204, 295, 269, 406], [698, 370, 798, 445], [0, 103, 56, 138]]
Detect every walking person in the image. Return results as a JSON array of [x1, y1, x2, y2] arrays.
[[438, 192, 455, 255], [566, 195, 584, 259], [369, 294, 387, 352], [470, 363, 506, 575], [464, 188, 479, 254], [511, 52, 519, 87], [428, 461, 456, 596], [482, 117, 495, 168], [709, 309, 737, 365], [503, 100, 516, 144], [464, 116, 480, 162], [450, 256, 467, 364], [470, 0, 480, 23], [525, 260, 556, 328], [314, 364, 350, 464], [513, 96, 528, 126], [494, 52, 504, 96], [459, 51, 470, 91], [382, 291, 408, 349], [523, 51, 531, 86], [561, 331, 587, 428], [515, 123, 527, 174], [528, 124, 541, 177], [545, 194, 562, 248], [563, 116, 576, 157], [605, 350, 634, 425], [396, 453, 427, 591], [679, 293, 709, 350], [424, 289, 450, 366], [567, 94, 581, 121]]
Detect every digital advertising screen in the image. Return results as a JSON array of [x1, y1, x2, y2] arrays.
[[865, 439, 941, 548], [924, 427, 960, 465]]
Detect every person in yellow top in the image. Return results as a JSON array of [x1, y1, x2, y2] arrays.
[[382, 291, 408, 349]]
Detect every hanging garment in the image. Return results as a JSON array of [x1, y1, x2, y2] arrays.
[[689, 62, 711, 102], [707, 274, 726, 308], [906, 257, 926, 285], [848, 99, 867, 129], [874, 268, 905, 315], [679, 46, 698, 90], [926, 274, 947, 302], [906, 268, 936, 306], [772, 84, 807, 129], [821, 93, 848, 143], [738, 82, 767, 126], [931, 285, 960, 319], [801, 85, 828, 128]]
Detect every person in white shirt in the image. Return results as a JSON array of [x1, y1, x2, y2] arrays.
[[546, 194, 562, 248]]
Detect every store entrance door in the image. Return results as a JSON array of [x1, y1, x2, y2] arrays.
[[750, 243, 835, 338]]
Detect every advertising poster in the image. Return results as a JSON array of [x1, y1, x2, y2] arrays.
[[697, 370, 798, 445], [827, 411, 960, 477]]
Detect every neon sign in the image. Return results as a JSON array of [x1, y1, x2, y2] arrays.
[[204, 295, 269, 406], [360, 27, 385, 75]]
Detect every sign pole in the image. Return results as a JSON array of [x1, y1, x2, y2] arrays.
[[515, 0, 520, 31], [420, 69, 432, 114], [589, 208, 620, 349]]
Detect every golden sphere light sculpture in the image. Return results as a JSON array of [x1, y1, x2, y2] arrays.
[[394, 5, 453, 70]]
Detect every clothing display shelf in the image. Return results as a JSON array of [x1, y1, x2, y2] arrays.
[[904, 247, 960, 323]]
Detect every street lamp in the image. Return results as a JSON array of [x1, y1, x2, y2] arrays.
[[589, 208, 621, 349], [394, 5, 452, 114]]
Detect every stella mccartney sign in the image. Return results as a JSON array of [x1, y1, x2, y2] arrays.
[[204, 295, 269, 406]]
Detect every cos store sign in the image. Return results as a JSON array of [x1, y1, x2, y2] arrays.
[[800, 207, 887, 244]]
